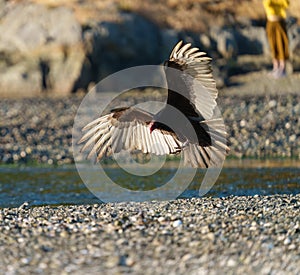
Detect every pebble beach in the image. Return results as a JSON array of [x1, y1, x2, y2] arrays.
[[1, 75, 300, 165], [0, 195, 299, 274]]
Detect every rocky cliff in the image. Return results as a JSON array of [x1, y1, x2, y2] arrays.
[[0, 0, 299, 96]]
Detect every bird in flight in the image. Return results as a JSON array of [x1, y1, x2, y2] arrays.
[[78, 41, 229, 168]]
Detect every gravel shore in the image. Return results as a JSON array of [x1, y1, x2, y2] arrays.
[[1, 73, 300, 274], [0, 194, 299, 274], [0, 83, 300, 164]]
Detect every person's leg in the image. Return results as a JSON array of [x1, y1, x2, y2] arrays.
[[272, 59, 279, 72], [274, 21, 289, 77], [266, 21, 279, 74], [279, 60, 285, 71]]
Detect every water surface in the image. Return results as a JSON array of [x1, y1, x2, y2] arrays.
[[0, 159, 299, 208]]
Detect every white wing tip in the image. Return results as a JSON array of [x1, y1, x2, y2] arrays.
[[170, 40, 209, 61]]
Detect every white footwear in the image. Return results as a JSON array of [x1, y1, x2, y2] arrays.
[[273, 68, 286, 79]]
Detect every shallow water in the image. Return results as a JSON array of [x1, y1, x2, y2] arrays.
[[0, 160, 299, 208]]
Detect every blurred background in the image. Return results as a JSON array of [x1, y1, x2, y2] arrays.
[[0, 0, 299, 96], [0, 0, 299, 206], [1, 0, 300, 161]]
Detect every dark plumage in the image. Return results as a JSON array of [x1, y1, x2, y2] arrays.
[[78, 41, 229, 167]]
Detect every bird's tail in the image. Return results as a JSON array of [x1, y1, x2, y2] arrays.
[[182, 118, 229, 168]]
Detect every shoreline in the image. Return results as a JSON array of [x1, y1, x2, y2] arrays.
[[1, 157, 300, 168], [1, 194, 299, 274]]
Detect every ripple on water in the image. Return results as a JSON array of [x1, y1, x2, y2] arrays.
[[0, 159, 299, 207]]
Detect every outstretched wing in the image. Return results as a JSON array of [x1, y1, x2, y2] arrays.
[[78, 107, 181, 162], [163, 41, 229, 167], [165, 40, 218, 120]]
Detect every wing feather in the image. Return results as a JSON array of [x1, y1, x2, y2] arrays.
[[111, 127, 123, 153], [169, 40, 183, 58], [87, 128, 111, 159], [177, 43, 191, 57], [79, 107, 182, 162], [184, 47, 199, 57], [165, 40, 218, 120], [124, 124, 133, 149], [97, 136, 112, 161], [82, 116, 105, 131], [79, 120, 110, 143], [121, 125, 129, 148]]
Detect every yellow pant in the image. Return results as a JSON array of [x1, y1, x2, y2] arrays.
[[266, 20, 289, 60]]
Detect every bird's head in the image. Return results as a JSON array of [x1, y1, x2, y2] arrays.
[[149, 121, 156, 134]]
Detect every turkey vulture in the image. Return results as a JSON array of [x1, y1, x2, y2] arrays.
[[78, 41, 229, 167]]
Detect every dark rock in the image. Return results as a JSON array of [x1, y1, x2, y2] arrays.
[[236, 26, 269, 55], [160, 29, 179, 60], [75, 13, 161, 90], [210, 27, 238, 59], [289, 25, 300, 60]]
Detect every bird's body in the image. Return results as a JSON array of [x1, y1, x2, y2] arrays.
[[78, 41, 229, 168]]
